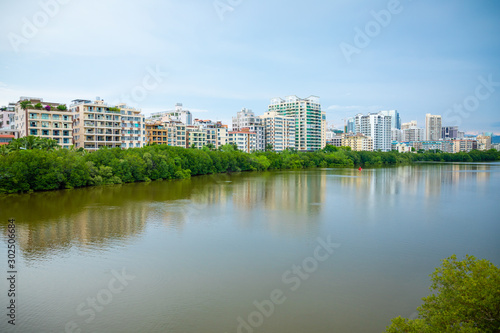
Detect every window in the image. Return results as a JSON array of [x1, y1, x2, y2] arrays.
[[53, 130, 60, 136], [30, 129, 38, 135], [41, 114, 49, 119], [42, 130, 49, 136], [53, 115, 60, 120], [63, 138, 69, 144], [63, 130, 69, 136]]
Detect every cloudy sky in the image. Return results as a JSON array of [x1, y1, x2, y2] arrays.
[[1, 0, 499, 133]]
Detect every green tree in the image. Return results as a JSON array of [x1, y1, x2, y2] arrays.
[[34, 102, 43, 110], [57, 104, 67, 111], [385, 254, 500, 332], [265, 143, 274, 152]]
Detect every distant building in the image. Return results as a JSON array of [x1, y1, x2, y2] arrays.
[[0, 103, 15, 129], [269, 95, 323, 151], [259, 111, 296, 152], [186, 125, 207, 149], [149, 103, 192, 125], [16, 97, 73, 149], [442, 126, 458, 140], [0, 134, 15, 146], [401, 120, 417, 130], [379, 110, 401, 130], [425, 114, 442, 141]]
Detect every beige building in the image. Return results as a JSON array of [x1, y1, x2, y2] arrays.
[[476, 135, 491, 151], [425, 114, 442, 141], [452, 139, 478, 153], [341, 133, 373, 151], [14, 97, 73, 149], [259, 111, 296, 151], [71, 99, 122, 150]]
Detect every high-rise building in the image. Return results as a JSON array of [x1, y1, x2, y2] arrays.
[[401, 120, 417, 130], [259, 111, 296, 152], [425, 114, 442, 141], [186, 125, 207, 149], [442, 126, 458, 140], [354, 112, 392, 151], [71, 99, 122, 151], [15, 97, 73, 149], [379, 110, 401, 130], [268, 95, 322, 151], [346, 117, 355, 134], [149, 103, 192, 125], [321, 111, 327, 149]]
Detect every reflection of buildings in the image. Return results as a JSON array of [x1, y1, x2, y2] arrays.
[[13, 203, 147, 261]]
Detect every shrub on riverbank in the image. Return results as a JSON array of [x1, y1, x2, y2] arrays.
[[0, 144, 499, 194]]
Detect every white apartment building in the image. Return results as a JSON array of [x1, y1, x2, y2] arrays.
[[425, 114, 442, 141], [15, 97, 73, 149], [379, 110, 401, 129], [232, 108, 265, 151], [269, 95, 323, 151], [354, 112, 392, 152], [259, 111, 296, 152], [119, 103, 145, 149]]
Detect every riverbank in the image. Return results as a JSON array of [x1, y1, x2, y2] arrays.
[[1, 144, 499, 194]]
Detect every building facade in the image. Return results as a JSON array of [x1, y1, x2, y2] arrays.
[[228, 128, 257, 153], [342, 133, 373, 151], [15, 97, 73, 149], [476, 135, 492, 151], [379, 110, 401, 130], [269, 95, 322, 151], [145, 121, 186, 147], [442, 126, 459, 140]]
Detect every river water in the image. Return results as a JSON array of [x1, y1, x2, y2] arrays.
[[1, 162, 499, 333]]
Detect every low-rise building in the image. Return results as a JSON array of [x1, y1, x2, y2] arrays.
[[476, 135, 492, 151], [186, 125, 207, 149], [15, 97, 73, 149], [452, 139, 478, 153]]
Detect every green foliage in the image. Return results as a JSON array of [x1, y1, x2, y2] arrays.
[[34, 102, 43, 110], [108, 107, 120, 112], [0, 144, 499, 194], [385, 255, 500, 332], [57, 104, 67, 111]]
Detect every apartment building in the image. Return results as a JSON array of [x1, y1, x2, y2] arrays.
[[71, 99, 122, 151], [0, 103, 15, 129], [452, 139, 478, 153], [186, 125, 207, 149], [402, 126, 425, 142], [119, 103, 145, 149], [341, 133, 373, 151], [425, 114, 442, 141], [269, 95, 323, 151], [259, 111, 295, 152], [442, 126, 459, 140], [15, 97, 73, 149], [194, 119, 228, 149], [145, 121, 186, 147], [354, 112, 392, 151], [228, 128, 257, 153], [232, 108, 265, 151], [379, 110, 401, 130]]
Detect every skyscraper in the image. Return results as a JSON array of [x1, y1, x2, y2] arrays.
[[354, 112, 392, 151], [425, 114, 442, 141]]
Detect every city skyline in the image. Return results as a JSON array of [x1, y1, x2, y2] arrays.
[[1, 0, 499, 134]]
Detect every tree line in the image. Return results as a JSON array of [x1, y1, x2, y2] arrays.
[[1, 139, 499, 194]]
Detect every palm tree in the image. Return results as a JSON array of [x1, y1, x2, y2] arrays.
[[18, 136, 41, 150], [39, 138, 60, 151], [0, 144, 10, 156]]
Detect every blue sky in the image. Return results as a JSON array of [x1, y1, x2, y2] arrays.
[[0, 0, 499, 133]]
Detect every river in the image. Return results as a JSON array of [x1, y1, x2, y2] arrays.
[[1, 162, 499, 332]]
